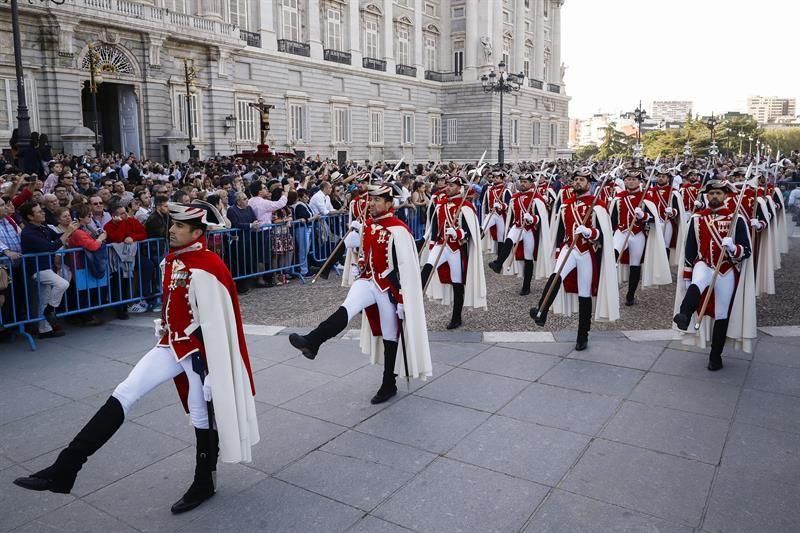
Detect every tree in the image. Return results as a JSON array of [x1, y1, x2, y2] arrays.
[[760, 129, 800, 155], [596, 123, 633, 160], [574, 144, 599, 160]]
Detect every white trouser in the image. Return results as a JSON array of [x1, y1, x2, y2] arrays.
[[663, 219, 674, 248], [613, 230, 646, 266], [33, 269, 70, 333], [554, 247, 594, 297], [425, 244, 463, 284], [690, 261, 736, 320], [342, 278, 398, 341], [483, 213, 505, 241], [507, 226, 536, 260], [113, 346, 209, 429]]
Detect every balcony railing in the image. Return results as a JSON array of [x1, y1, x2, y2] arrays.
[[396, 64, 417, 77], [324, 49, 352, 65], [528, 78, 543, 89], [277, 39, 311, 57], [547, 83, 561, 94], [424, 71, 463, 82], [240, 30, 261, 48], [362, 57, 387, 71]]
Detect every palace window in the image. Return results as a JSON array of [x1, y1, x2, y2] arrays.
[[236, 99, 258, 143], [0, 78, 38, 135], [453, 39, 464, 75], [402, 113, 415, 145], [451, 6, 465, 18], [332, 106, 351, 144], [511, 117, 519, 146], [229, 0, 249, 30], [446, 118, 457, 144], [175, 91, 200, 138], [370, 110, 383, 145], [397, 28, 410, 65], [281, 0, 300, 41], [532, 120, 541, 146], [550, 122, 558, 146], [326, 7, 343, 50], [364, 18, 379, 58], [289, 103, 307, 143], [430, 115, 441, 146], [424, 36, 437, 71]]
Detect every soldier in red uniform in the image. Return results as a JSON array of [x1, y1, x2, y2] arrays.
[[480, 167, 512, 253], [290, 184, 432, 404], [530, 168, 617, 350], [13, 200, 259, 514], [611, 168, 651, 305], [645, 166, 681, 257], [680, 168, 703, 213], [489, 174, 543, 295], [349, 173, 370, 221], [673, 180, 751, 371]]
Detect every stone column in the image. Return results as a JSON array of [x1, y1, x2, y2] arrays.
[[414, 0, 424, 78], [382, 0, 395, 71], [464, 0, 478, 81], [492, 0, 503, 69], [308, 0, 323, 59], [551, 0, 562, 86], [348, 0, 362, 64], [259, 0, 277, 51], [534, 0, 545, 82], [514, 0, 526, 74]]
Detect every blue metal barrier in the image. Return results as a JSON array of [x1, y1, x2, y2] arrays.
[[309, 213, 349, 263]]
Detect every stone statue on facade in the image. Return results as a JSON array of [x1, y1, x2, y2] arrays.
[[480, 36, 493, 63], [248, 97, 275, 146]]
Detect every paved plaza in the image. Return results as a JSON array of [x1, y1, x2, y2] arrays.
[[1, 319, 799, 532]]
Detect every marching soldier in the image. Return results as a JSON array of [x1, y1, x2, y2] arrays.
[[13, 200, 260, 514], [680, 168, 703, 214], [645, 165, 682, 259], [610, 168, 671, 306], [488, 174, 552, 295], [673, 180, 754, 371], [342, 173, 371, 287], [530, 168, 619, 350], [421, 175, 487, 329], [290, 184, 432, 404], [480, 166, 512, 254]]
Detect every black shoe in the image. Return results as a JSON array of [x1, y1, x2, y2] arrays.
[[370, 384, 398, 404], [236, 282, 250, 294], [576, 296, 592, 352], [529, 307, 547, 327], [673, 313, 690, 331], [488, 260, 503, 274], [575, 338, 588, 351], [43, 305, 57, 323], [446, 318, 463, 330], [13, 397, 124, 494], [171, 428, 218, 514], [289, 333, 318, 360], [707, 357, 723, 371], [519, 287, 531, 296], [38, 330, 65, 339], [625, 295, 637, 306]]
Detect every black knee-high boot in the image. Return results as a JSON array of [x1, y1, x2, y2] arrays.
[[626, 266, 642, 306], [371, 340, 398, 404], [530, 273, 560, 326], [289, 306, 349, 359], [420, 263, 434, 288], [673, 284, 701, 331], [171, 427, 219, 514], [447, 283, 465, 330], [489, 239, 513, 273], [576, 297, 593, 351], [520, 260, 534, 296], [13, 396, 125, 494], [708, 319, 729, 371]]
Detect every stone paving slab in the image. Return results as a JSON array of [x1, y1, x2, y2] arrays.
[[1, 323, 799, 532]]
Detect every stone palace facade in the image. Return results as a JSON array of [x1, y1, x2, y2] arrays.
[[0, 0, 570, 163]]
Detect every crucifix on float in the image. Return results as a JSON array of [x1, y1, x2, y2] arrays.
[[248, 97, 275, 146]]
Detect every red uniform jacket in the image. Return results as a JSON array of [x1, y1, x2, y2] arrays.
[[612, 190, 650, 235], [683, 207, 749, 278], [350, 192, 369, 221], [486, 184, 509, 218], [433, 194, 473, 251], [557, 194, 602, 253], [510, 189, 540, 230], [358, 213, 408, 303], [681, 182, 701, 212]]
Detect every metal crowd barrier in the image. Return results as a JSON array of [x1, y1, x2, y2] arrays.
[[309, 213, 349, 263]]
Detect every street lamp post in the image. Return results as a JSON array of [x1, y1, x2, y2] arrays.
[[705, 113, 719, 158], [182, 58, 199, 161], [633, 102, 646, 158], [8, 0, 65, 166], [480, 61, 523, 164], [738, 131, 745, 157], [748, 135, 753, 155], [86, 43, 104, 158]]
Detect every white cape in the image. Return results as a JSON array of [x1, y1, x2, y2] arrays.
[[359, 227, 433, 380], [614, 198, 672, 288], [753, 197, 776, 297], [189, 269, 260, 464], [501, 197, 553, 280]]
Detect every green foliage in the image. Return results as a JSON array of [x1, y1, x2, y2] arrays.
[[640, 114, 770, 157], [596, 123, 633, 160], [574, 144, 599, 160], [761, 129, 800, 155]]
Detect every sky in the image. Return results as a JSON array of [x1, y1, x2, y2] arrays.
[[561, 0, 799, 119]]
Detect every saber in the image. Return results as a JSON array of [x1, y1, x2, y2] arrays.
[[311, 230, 351, 283], [423, 151, 486, 292], [398, 317, 411, 390], [533, 171, 612, 321], [694, 165, 752, 330]]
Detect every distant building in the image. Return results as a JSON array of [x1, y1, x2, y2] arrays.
[[747, 96, 797, 124], [651, 100, 692, 122]]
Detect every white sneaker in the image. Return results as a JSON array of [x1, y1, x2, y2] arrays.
[[127, 301, 149, 314]]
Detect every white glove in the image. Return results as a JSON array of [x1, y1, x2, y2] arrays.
[[343, 230, 361, 249], [349, 220, 362, 231], [665, 207, 675, 217], [750, 218, 762, 229], [722, 236, 736, 253], [397, 303, 405, 320], [634, 207, 645, 220], [153, 319, 165, 340], [202, 378, 212, 402], [523, 212, 534, 224], [493, 202, 503, 210], [574, 225, 591, 238], [694, 200, 704, 208], [350, 264, 361, 278], [445, 227, 459, 239]]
